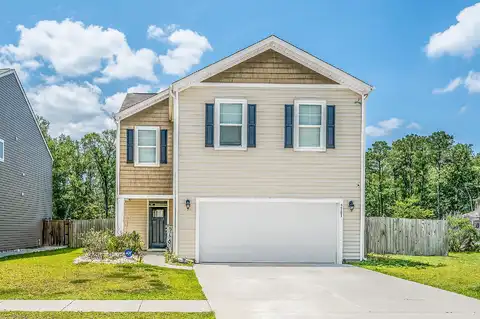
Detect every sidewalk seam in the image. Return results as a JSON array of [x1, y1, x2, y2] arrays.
[[61, 300, 74, 311], [137, 300, 143, 312]]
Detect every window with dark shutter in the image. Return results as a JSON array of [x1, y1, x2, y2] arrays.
[[160, 129, 168, 163], [247, 104, 256, 147], [284, 104, 293, 148], [126, 129, 134, 163], [205, 103, 214, 147], [326, 105, 336, 149]]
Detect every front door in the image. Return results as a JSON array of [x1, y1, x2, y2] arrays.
[[149, 207, 167, 249]]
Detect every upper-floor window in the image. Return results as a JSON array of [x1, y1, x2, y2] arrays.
[[294, 100, 327, 151], [0, 138, 4, 162], [215, 98, 247, 150], [135, 126, 159, 166]]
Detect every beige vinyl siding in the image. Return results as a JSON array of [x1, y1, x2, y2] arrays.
[[177, 86, 362, 260], [123, 198, 173, 249], [119, 99, 173, 195], [204, 49, 338, 84]]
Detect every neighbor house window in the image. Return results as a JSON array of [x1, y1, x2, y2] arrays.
[[215, 98, 247, 149], [294, 100, 326, 151], [135, 126, 159, 166], [0, 138, 4, 162]]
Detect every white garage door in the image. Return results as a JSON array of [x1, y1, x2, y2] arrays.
[[196, 199, 342, 264]]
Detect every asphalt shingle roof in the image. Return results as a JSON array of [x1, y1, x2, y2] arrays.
[[119, 93, 157, 112]]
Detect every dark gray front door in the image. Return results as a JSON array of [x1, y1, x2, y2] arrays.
[[149, 207, 166, 249]]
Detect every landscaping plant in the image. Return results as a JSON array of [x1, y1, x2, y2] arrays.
[[447, 216, 480, 252]]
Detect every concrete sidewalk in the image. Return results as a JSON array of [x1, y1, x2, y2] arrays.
[[0, 300, 211, 312]]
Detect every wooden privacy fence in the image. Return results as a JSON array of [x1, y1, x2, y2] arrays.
[[43, 218, 115, 248], [365, 217, 448, 256]]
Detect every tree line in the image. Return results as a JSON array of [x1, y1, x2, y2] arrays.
[[366, 131, 480, 219], [38, 116, 116, 220]]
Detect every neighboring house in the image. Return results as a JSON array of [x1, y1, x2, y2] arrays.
[[0, 69, 53, 251], [115, 36, 373, 263]]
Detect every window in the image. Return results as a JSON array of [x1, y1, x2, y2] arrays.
[[135, 126, 159, 166], [0, 138, 3, 162], [294, 100, 326, 151], [215, 98, 247, 149]]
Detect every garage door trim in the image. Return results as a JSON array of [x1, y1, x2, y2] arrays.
[[195, 197, 344, 264]]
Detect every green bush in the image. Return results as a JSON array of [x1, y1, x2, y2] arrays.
[[82, 229, 144, 260], [391, 197, 434, 219], [448, 216, 480, 252], [82, 229, 113, 259], [107, 231, 144, 255]]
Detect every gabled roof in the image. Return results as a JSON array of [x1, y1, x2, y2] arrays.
[[0, 69, 53, 160], [117, 35, 373, 121]]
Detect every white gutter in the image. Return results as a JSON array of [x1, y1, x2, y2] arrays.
[[173, 88, 180, 255], [359, 93, 367, 260]]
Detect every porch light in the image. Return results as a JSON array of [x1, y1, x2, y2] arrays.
[[186, 199, 191, 210], [348, 200, 355, 211]]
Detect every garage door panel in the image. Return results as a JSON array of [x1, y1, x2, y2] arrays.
[[198, 200, 340, 263]]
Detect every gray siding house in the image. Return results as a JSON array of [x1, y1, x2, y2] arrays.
[[0, 69, 53, 251]]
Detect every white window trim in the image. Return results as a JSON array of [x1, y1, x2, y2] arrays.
[[0, 138, 4, 162], [294, 99, 327, 152], [214, 98, 248, 150], [134, 126, 160, 167]]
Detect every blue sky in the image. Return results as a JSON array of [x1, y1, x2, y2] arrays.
[[1, 0, 479, 150]]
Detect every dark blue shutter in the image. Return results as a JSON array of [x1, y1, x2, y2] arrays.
[[327, 105, 336, 149], [247, 104, 256, 147], [160, 129, 168, 164], [205, 103, 214, 147], [126, 129, 134, 163], [284, 104, 293, 148]]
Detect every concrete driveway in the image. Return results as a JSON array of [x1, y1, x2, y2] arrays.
[[195, 264, 480, 319]]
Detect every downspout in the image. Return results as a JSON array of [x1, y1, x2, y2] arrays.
[[172, 88, 180, 255], [360, 93, 367, 260], [115, 117, 122, 235]]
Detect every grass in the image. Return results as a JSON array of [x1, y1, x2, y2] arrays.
[[0, 312, 215, 319], [352, 252, 480, 299], [0, 248, 205, 300]]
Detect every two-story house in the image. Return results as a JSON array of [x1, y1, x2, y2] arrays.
[[115, 36, 373, 263]]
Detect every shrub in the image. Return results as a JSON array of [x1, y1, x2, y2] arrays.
[[107, 231, 144, 255], [448, 216, 480, 252], [391, 197, 434, 219], [82, 229, 113, 259]]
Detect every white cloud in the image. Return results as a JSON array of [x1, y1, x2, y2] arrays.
[[366, 118, 404, 137], [425, 3, 480, 58], [407, 122, 422, 130], [459, 105, 468, 113], [147, 24, 177, 40], [127, 84, 153, 93], [432, 77, 463, 94], [2, 19, 158, 83], [41, 74, 63, 84], [0, 57, 28, 81], [95, 46, 157, 83], [27, 82, 115, 138], [158, 29, 212, 75], [464, 70, 480, 93]]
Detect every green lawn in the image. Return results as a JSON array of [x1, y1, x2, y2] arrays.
[[0, 313, 215, 319], [0, 249, 205, 300], [352, 252, 480, 299]]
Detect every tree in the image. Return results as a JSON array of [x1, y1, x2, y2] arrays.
[[428, 132, 453, 218], [391, 197, 434, 219], [81, 130, 116, 218], [366, 141, 392, 216]]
